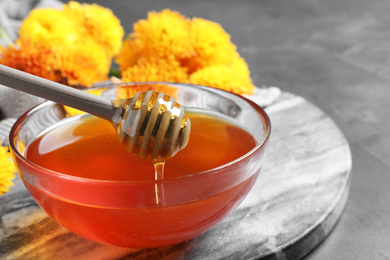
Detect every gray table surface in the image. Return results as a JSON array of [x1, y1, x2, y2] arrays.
[[14, 0, 390, 259]]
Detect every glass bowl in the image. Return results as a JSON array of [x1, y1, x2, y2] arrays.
[[9, 82, 271, 248]]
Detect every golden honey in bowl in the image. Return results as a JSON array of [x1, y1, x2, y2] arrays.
[[22, 110, 258, 248]]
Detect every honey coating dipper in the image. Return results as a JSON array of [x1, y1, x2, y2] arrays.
[[0, 65, 191, 161], [112, 91, 190, 161]]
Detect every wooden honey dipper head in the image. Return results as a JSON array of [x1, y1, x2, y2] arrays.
[[112, 91, 191, 162]]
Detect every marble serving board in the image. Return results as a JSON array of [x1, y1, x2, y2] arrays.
[[0, 91, 352, 260]]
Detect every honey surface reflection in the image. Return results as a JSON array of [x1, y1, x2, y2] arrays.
[[26, 110, 256, 181]]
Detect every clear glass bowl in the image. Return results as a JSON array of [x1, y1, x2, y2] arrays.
[[9, 83, 271, 248]]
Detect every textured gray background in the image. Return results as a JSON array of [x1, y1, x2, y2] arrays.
[[72, 1, 390, 259], [1, 0, 389, 258]]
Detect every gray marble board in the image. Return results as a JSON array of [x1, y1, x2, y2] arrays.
[[0, 91, 352, 260]]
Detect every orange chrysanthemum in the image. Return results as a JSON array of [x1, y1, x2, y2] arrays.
[[183, 18, 238, 73], [58, 39, 111, 87], [0, 1, 123, 87], [0, 38, 110, 87], [0, 40, 63, 83], [0, 145, 16, 196], [116, 9, 256, 95], [115, 38, 142, 72], [116, 9, 193, 72], [63, 1, 124, 56], [18, 8, 81, 47], [189, 56, 256, 95], [121, 56, 188, 83], [132, 9, 193, 60]]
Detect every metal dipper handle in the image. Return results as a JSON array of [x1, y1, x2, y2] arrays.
[[0, 65, 191, 161]]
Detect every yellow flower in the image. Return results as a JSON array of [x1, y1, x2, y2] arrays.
[[183, 18, 238, 73], [121, 56, 188, 83], [132, 9, 193, 60], [0, 38, 110, 87], [116, 9, 256, 95], [189, 56, 256, 95], [63, 1, 124, 56], [115, 38, 141, 72], [116, 9, 193, 71], [58, 38, 111, 87], [1, 1, 123, 87], [0, 145, 16, 195], [18, 8, 81, 47], [0, 40, 63, 83]]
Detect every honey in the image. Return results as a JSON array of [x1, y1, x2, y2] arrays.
[[26, 110, 257, 181], [22, 110, 259, 248]]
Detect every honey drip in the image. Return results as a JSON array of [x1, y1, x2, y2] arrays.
[[112, 91, 192, 205], [154, 161, 165, 205]]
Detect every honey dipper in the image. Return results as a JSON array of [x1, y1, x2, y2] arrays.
[[0, 65, 191, 163]]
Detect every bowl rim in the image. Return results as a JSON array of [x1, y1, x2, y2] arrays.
[[9, 82, 271, 184]]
